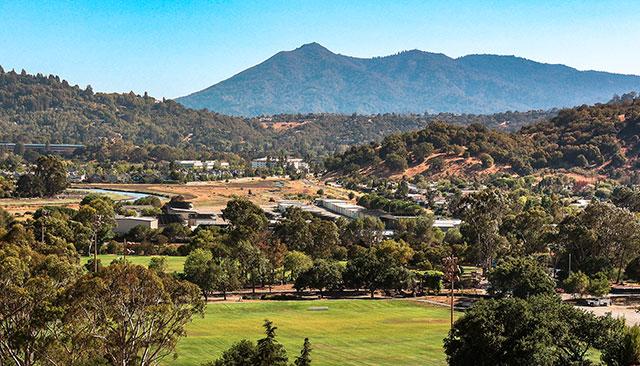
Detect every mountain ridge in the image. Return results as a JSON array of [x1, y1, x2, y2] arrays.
[[176, 43, 640, 116]]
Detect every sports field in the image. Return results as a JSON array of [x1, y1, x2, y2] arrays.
[[169, 299, 453, 366], [81, 255, 186, 273]]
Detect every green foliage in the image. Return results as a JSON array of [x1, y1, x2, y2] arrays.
[[587, 272, 611, 297], [148, 256, 168, 273], [488, 257, 555, 298], [14, 155, 68, 197], [555, 202, 640, 281], [563, 271, 589, 296], [601, 324, 640, 366], [422, 270, 443, 294], [357, 193, 425, 216], [294, 259, 344, 296], [444, 295, 623, 366], [479, 153, 494, 168]]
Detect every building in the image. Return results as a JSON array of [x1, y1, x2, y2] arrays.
[[251, 157, 309, 171], [114, 216, 158, 234], [175, 160, 229, 170], [316, 199, 366, 219], [433, 219, 463, 231], [276, 200, 342, 220], [161, 199, 218, 229]]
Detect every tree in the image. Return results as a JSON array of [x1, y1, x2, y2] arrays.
[[563, 271, 589, 297], [254, 320, 288, 366], [454, 189, 510, 272], [601, 324, 640, 366], [208, 339, 257, 366], [70, 264, 204, 366], [479, 153, 494, 169], [274, 207, 313, 252], [385, 153, 408, 171], [307, 219, 340, 258], [14, 173, 43, 197], [34, 155, 68, 196], [341, 216, 385, 248], [294, 259, 343, 297], [216, 260, 242, 300], [284, 251, 313, 282], [555, 202, 640, 281], [148, 256, 168, 273], [588, 272, 611, 297], [184, 248, 216, 301], [444, 295, 622, 366], [205, 321, 310, 366], [343, 247, 412, 298], [422, 270, 443, 294], [500, 205, 552, 255], [0, 243, 84, 366], [488, 257, 556, 298], [223, 197, 268, 240], [294, 338, 312, 366]]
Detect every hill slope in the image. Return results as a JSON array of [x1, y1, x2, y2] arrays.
[[325, 94, 640, 181], [177, 43, 640, 116], [0, 67, 555, 160]]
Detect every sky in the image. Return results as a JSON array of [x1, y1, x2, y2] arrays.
[[1, 0, 639, 99]]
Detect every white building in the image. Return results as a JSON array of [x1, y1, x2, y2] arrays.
[[317, 199, 366, 219], [432, 219, 462, 231], [175, 160, 229, 170], [115, 216, 158, 234], [251, 157, 309, 171]]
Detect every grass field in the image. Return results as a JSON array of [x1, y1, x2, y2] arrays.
[[168, 299, 453, 366], [80, 255, 186, 273]]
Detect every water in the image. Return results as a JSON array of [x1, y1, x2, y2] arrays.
[[72, 188, 162, 202]]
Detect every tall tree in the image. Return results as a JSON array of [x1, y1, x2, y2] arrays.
[[34, 155, 68, 197], [70, 264, 204, 365], [454, 189, 510, 272]]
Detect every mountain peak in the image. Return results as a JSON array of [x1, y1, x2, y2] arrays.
[[176, 47, 640, 116], [294, 42, 333, 54]]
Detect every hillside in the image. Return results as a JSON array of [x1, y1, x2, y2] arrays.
[[0, 67, 555, 161], [325, 94, 640, 182], [0, 67, 266, 156], [176, 43, 640, 116]]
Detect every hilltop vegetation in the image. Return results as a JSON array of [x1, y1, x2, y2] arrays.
[[326, 94, 640, 182], [177, 42, 640, 116], [0, 66, 554, 162]]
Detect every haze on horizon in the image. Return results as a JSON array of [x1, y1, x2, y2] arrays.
[[2, 0, 639, 99]]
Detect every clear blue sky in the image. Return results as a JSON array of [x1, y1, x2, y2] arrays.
[[1, 0, 638, 98]]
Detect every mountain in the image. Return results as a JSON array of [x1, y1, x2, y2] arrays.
[[176, 43, 640, 116], [0, 67, 556, 162], [325, 94, 640, 182]]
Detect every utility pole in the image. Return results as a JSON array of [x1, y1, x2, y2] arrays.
[[443, 256, 460, 328], [568, 253, 572, 274]]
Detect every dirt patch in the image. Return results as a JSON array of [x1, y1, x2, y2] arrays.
[[75, 177, 355, 211]]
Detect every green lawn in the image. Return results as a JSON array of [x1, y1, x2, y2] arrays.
[[169, 299, 453, 366], [80, 255, 186, 273]]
